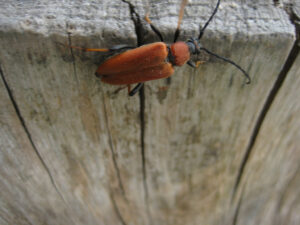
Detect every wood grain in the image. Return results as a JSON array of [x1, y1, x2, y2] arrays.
[[0, 0, 298, 224], [231, 48, 300, 225]]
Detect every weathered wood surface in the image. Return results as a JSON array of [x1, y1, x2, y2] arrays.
[[0, 0, 299, 225], [233, 45, 300, 225]]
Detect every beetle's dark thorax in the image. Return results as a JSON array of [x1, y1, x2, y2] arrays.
[[167, 46, 176, 65]]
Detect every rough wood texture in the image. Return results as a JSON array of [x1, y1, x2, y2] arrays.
[[0, 0, 298, 225], [233, 49, 300, 225]]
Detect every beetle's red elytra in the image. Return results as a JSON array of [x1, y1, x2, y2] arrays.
[[66, 0, 251, 96], [96, 41, 192, 85]]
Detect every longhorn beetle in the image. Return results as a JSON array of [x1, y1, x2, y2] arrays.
[[69, 0, 251, 96]]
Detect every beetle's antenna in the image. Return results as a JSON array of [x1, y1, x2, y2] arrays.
[[174, 0, 189, 42], [145, 13, 164, 42], [198, 0, 220, 40], [200, 47, 251, 84]]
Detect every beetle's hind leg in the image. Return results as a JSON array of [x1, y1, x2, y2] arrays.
[[108, 83, 143, 96], [129, 83, 144, 96]]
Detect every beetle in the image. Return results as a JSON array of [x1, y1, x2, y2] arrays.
[[70, 0, 251, 96]]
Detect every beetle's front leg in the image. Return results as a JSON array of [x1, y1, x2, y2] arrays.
[[187, 60, 205, 68]]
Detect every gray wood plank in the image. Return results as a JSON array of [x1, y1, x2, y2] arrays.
[[0, 0, 297, 224], [231, 48, 300, 225], [0, 66, 78, 225]]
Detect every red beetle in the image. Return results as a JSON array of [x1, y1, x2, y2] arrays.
[[70, 0, 251, 96]]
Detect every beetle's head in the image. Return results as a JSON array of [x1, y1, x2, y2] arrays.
[[186, 37, 202, 55]]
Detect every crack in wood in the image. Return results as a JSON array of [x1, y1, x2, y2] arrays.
[[0, 64, 67, 205], [232, 184, 246, 225], [121, 0, 146, 46], [138, 85, 153, 223], [121, 0, 153, 223], [231, 39, 300, 201]]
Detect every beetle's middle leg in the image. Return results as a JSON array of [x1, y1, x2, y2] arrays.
[[109, 83, 144, 96]]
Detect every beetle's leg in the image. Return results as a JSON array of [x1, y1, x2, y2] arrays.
[[145, 14, 164, 42], [187, 60, 196, 68], [174, 0, 188, 43], [129, 83, 144, 96], [196, 61, 205, 67], [111, 86, 127, 95], [187, 60, 206, 68]]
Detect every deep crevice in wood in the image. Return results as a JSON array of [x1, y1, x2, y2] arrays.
[[0, 64, 67, 204], [232, 185, 245, 225], [231, 40, 300, 201], [122, 0, 152, 222], [138, 85, 152, 223], [232, 3, 300, 200]]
